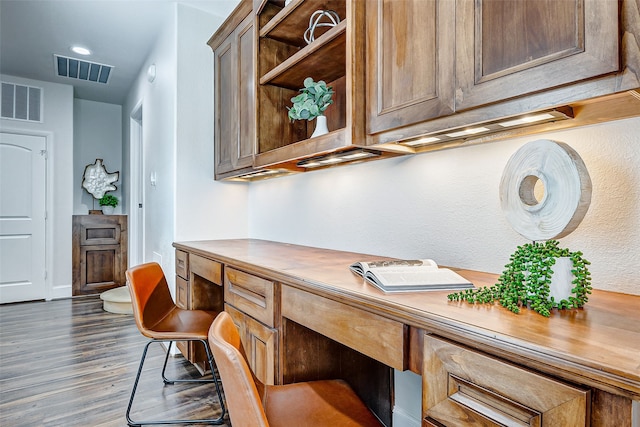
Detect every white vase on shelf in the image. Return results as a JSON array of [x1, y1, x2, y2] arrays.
[[311, 115, 329, 138]]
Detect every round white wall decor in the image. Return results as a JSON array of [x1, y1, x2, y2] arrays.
[[499, 139, 592, 241]]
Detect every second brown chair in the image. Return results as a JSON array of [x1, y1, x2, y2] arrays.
[[208, 310, 384, 427], [125, 262, 226, 426]]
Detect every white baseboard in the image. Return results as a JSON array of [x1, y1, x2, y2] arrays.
[[50, 284, 71, 300]]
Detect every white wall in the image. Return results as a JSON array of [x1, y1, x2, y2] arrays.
[[174, 4, 249, 242], [1, 75, 74, 299], [123, 8, 177, 282], [249, 117, 640, 296], [73, 99, 122, 214], [123, 3, 249, 293], [247, 116, 640, 427]]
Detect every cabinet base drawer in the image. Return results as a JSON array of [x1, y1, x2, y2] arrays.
[[423, 335, 589, 427], [175, 250, 189, 280], [224, 267, 276, 327]]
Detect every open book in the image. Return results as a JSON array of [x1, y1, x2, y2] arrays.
[[349, 259, 474, 293]]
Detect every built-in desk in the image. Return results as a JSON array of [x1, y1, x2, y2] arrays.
[[173, 239, 640, 427]]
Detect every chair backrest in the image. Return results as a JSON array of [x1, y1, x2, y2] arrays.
[[208, 311, 269, 427], [125, 262, 176, 337]]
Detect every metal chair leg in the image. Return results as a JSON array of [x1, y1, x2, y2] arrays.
[[126, 339, 226, 426]]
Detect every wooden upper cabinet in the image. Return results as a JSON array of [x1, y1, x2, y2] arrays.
[[209, 0, 255, 180], [455, 0, 619, 111], [366, 0, 455, 135]]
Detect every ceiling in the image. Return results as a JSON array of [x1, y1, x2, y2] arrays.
[[0, 0, 239, 105]]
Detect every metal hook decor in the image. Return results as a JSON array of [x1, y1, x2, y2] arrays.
[[304, 10, 340, 45]]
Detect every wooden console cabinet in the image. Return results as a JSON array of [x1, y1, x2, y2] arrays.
[[174, 239, 640, 427], [72, 215, 127, 296]]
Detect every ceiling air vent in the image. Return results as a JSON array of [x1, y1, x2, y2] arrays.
[[54, 54, 113, 84], [1, 82, 42, 122]]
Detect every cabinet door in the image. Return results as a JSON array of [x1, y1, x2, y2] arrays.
[[236, 13, 255, 171], [78, 244, 123, 294], [225, 304, 277, 385], [455, 0, 619, 111], [213, 13, 254, 178], [366, 0, 455, 135], [214, 33, 238, 176]]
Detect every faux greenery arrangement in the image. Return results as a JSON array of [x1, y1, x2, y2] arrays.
[[447, 240, 592, 317], [287, 77, 334, 121], [99, 194, 118, 208]]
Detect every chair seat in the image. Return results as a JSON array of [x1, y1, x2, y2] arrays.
[[263, 379, 383, 427], [142, 307, 218, 341]]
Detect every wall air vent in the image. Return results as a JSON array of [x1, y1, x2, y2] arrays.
[[1, 82, 43, 122], [54, 54, 113, 84]]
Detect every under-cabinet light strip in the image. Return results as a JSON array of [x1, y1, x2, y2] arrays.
[[296, 149, 381, 169], [400, 107, 574, 148]]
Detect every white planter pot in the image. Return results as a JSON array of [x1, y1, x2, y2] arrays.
[[311, 115, 329, 138], [548, 256, 574, 302], [101, 206, 115, 215]]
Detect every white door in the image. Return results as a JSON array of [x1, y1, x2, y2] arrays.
[[0, 132, 46, 303]]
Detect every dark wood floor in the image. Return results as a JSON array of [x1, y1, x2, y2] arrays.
[[0, 296, 229, 427]]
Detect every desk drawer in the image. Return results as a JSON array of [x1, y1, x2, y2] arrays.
[[190, 254, 222, 285], [224, 267, 276, 327], [423, 335, 588, 426], [282, 285, 406, 370], [175, 250, 189, 280]]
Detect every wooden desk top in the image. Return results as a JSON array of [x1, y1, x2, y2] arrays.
[[174, 239, 640, 399]]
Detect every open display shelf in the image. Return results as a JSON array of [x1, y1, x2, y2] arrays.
[[255, 0, 368, 169], [260, 21, 347, 89]]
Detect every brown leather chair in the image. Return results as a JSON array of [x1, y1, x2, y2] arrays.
[[125, 262, 225, 426], [208, 311, 384, 427]]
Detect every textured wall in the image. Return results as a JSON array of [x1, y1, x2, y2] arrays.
[[249, 117, 640, 295]]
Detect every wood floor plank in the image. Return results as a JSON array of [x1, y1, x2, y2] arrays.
[[0, 297, 229, 426]]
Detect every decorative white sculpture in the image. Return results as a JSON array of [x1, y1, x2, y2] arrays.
[[82, 159, 119, 199], [499, 139, 592, 241], [304, 10, 340, 45]]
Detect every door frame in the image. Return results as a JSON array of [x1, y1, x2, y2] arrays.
[[129, 101, 144, 267], [0, 128, 52, 300]]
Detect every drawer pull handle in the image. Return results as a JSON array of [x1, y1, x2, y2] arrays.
[[448, 375, 541, 427], [229, 282, 266, 308]]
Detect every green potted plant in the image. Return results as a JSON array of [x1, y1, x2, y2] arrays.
[[287, 77, 334, 137], [99, 194, 118, 215], [447, 240, 592, 317]]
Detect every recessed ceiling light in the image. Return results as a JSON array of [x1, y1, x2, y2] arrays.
[[71, 46, 91, 56]]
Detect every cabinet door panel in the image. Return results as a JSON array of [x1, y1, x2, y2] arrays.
[[225, 303, 277, 385], [214, 36, 237, 175], [82, 246, 120, 289], [175, 276, 188, 309], [456, 0, 619, 110], [366, 0, 455, 134], [237, 13, 255, 169]]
